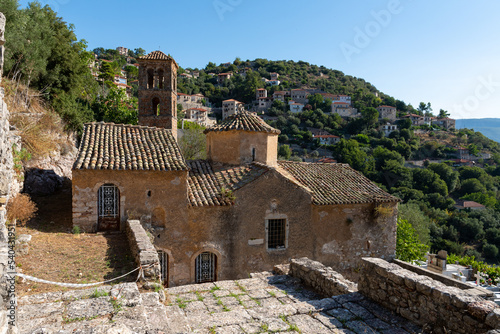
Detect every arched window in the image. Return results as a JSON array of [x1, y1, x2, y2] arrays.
[[195, 252, 217, 283], [147, 69, 154, 89], [158, 69, 164, 89], [97, 184, 120, 231], [152, 97, 160, 116]]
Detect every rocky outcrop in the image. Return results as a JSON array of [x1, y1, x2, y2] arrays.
[[23, 168, 63, 196]]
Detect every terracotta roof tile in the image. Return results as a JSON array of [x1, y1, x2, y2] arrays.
[[138, 51, 179, 68], [73, 122, 187, 171], [187, 160, 268, 206], [277, 161, 399, 205], [204, 112, 280, 134]]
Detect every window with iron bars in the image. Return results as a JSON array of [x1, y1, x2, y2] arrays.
[[266, 219, 287, 250]]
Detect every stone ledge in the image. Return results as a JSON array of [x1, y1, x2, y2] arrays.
[[125, 220, 160, 281], [289, 257, 357, 297]]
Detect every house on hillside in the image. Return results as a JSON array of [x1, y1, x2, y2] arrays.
[[432, 117, 456, 130], [116, 46, 128, 56], [256, 88, 267, 99], [222, 99, 244, 119], [382, 123, 398, 137], [314, 134, 341, 146], [289, 101, 304, 113], [455, 200, 485, 211], [272, 91, 288, 102], [72, 51, 399, 287], [290, 89, 309, 103], [217, 72, 232, 84], [331, 102, 359, 118], [377, 105, 397, 122]]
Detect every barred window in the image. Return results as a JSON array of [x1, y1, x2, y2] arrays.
[[267, 219, 287, 249]]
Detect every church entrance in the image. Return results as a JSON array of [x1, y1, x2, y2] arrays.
[[97, 184, 120, 231]]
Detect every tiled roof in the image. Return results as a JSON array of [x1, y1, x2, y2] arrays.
[[138, 51, 179, 68], [277, 161, 400, 205], [456, 200, 485, 208], [204, 112, 280, 134], [315, 135, 339, 138], [187, 160, 268, 206], [73, 122, 187, 171]]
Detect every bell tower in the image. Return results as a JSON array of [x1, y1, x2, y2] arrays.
[[137, 51, 178, 139]]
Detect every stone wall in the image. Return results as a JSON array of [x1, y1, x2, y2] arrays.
[[358, 257, 500, 334], [393, 258, 491, 296], [125, 219, 161, 281], [0, 12, 17, 334], [289, 257, 357, 297]]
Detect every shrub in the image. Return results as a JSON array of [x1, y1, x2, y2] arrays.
[[396, 218, 429, 263], [6, 193, 37, 225], [483, 244, 499, 261]]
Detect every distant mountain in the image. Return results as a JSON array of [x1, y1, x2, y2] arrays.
[[456, 118, 500, 144]]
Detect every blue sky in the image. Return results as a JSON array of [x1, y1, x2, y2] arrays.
[[17, 0, 500, 119]]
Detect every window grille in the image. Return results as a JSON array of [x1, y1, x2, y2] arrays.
[[98, 184, 118, 218], [267, 219, 286, 249], [195, 252, 216, 283], [158, 250, 168, 286]]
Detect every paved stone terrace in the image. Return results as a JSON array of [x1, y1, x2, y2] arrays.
[[17, 273, 424, 333]]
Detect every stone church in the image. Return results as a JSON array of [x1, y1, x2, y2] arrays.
[[72, 51, 399, 287]]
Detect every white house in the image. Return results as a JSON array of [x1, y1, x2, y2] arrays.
[[289, 101, 304, 113], [315, 134, 341, 146]]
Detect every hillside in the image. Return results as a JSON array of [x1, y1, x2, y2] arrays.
[[456, 118, 500, 144], [177, 58, 412, 113]]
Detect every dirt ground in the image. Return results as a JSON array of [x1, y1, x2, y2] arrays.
[[15, 181, 137, 296]]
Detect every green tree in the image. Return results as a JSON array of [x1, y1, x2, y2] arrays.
[[412, 169, 448, 196], [278, 144, 292, 160], [332, 139, 374, 174], [3, 1, 98, 132], [179, 127, 206, 160], [360, 107, 379, 127], [428, 163, 459, 193], [398, 203, 432, 245], [459, 178, 487, 196], [396, 218, 429, 263], [438, 109, 450, 118], [94, 87, 137, 124]]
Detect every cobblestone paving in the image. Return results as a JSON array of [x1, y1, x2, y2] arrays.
[[166, 272, 424, 334], [16, 273, 424, 333]]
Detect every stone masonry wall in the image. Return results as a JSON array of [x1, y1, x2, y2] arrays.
[[358, 257, 500, 334], [289, 257, 357, 297], [125, 219, 161, 281]]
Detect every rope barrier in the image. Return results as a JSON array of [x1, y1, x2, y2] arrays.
[[14, 263, 158, 288]]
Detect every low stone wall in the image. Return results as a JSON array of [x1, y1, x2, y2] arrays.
[[289, 257, 357, 297], [394, 259, 492, 297], [125, 220, 161, 281], [359, 257, 500, 334]]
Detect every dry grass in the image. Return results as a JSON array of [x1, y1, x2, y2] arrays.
[[1, 78, 68, 158], [6, 193, 37, 226], [15, 183, 136, 297]]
